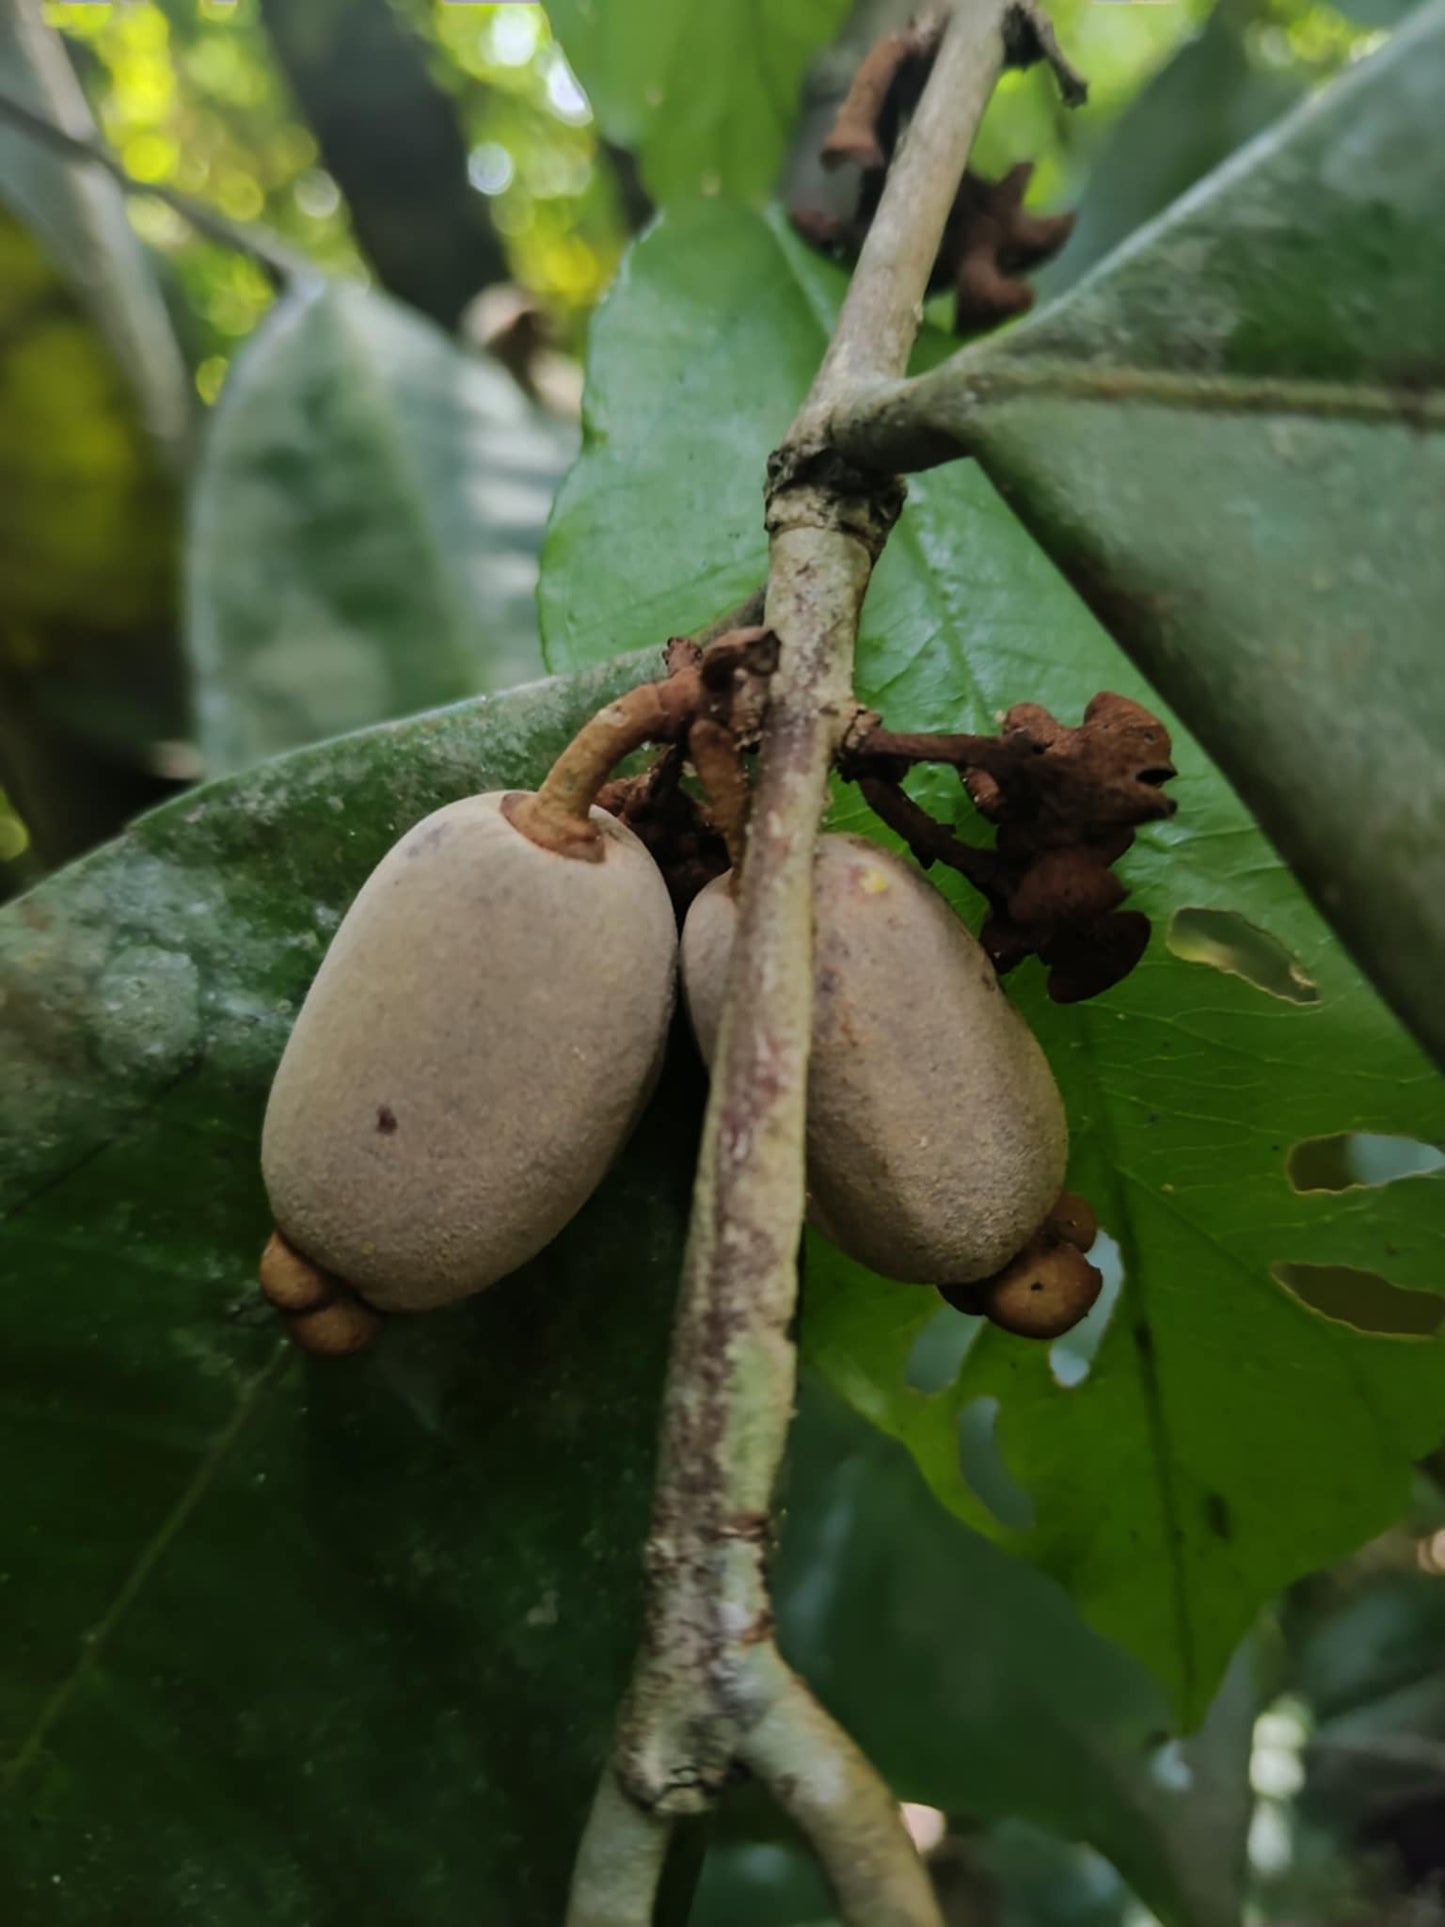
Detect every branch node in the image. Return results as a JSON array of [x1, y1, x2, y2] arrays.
[[1003, 0, 1088, 104], [765, 445, 906, 552]]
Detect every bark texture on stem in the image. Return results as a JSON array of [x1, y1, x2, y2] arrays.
[[568, 2, 1059, 1919], [565, 1766, 672, 1927], [616, 513, 883, 1814], [740, 1666, 944, 1927], [800, 0, 1009, 431]]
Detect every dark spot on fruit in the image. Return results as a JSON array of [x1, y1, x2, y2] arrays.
[[404, 820, 449, 858], [1204, 1491, 1232, 1541], [1029, 1279, 1043, 1292], [376, 1105, 398, 1135]]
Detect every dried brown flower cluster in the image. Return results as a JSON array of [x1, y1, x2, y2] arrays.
[[790, 11, 1076, 336], [845, 693, 1178, 1002]]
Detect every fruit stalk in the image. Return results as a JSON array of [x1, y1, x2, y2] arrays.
[[508, 676, 698, 858], [568, 1, 1037, 1920]]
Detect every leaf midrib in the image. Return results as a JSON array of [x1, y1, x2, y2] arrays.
[[2, 1342, 290, 1788]]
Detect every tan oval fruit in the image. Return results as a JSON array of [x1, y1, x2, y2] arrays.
[[262, 792, 677, 1312], [682, 835, 1067, 1285]]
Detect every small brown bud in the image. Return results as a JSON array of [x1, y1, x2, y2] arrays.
[[260, 1229, 383, 1356], [259, 1230, 334, 1313], [1044, 1191, 1098, 1252], [983, 1243, 1103, 1339], [282, 1297, 384, 1358]]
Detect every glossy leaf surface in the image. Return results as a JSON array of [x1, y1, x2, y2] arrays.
[[0, 655, 693, 1925]]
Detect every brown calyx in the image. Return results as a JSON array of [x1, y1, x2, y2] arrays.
[[792, 18, 1074, 339], [259, 1230, 384, 1357], [820, 13, 942, 173], [844, 692, 1177, 1001], [597, 748, 730, 915], [942, 1190, 1101, 1339], [945, 163, 1075, 336], [968, 694, 1176, 1000], [586, 624, 775, 905]]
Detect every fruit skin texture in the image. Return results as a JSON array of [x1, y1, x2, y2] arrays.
[[682, 834, 1068, 1286], [262, 792, 677, 1312]]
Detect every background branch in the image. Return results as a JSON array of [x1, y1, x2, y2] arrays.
[[0, 83, 302, 280]]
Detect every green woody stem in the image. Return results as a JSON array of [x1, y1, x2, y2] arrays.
[[568, 2, 1071, 1919]]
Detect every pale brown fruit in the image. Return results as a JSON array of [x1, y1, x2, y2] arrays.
[[262, 792, 677, 1312], [682, 835, 1068, 1285]]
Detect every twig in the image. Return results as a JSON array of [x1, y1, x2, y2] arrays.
[[566, 1766, 674, 1927], [739, 1661, 945, 1926], [847, 722, 1021, 777], [1006, 0, 1087, 106], [831, 356, 1445, 473], [856, 773, 1004, 901], [507, 674, 699, 858], [509, 626, 775, 857], [801, 0, 1013, 434], [0, 84, 305, 283], [569, 1, 1050, 1922]]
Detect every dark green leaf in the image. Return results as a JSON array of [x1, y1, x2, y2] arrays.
[[538, 198, 1445, 1719], [0, 209, 182, 865], [903, 1, 1445, 1063], [690, 1834, 836, 1927], [1040, 6, 1305, 295], [545, 0, 850, 203], [0, 0, 190, 464], [772, 1378, 1255, 1927], [186, 279, 576, 773], [0, 652, 699, 1926]]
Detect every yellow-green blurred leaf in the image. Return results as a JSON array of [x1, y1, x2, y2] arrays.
[[1, 0, 189, 462]]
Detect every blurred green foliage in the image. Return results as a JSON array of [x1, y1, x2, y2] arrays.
[[970, 0, 1385, 207], [47, 0, 356, 383], [0, 209, 182, 870], [35, 0, 1390, 397], [44, 0, 627, 380]]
